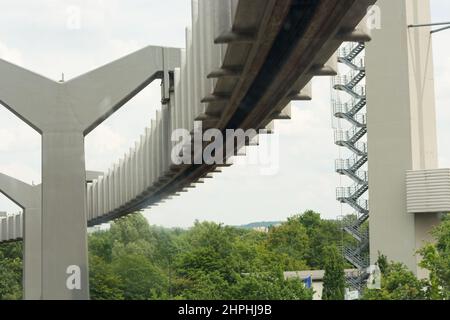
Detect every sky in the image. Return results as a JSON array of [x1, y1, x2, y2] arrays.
[[0, 0, 449, 228]]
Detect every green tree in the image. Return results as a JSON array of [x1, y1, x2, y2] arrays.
[[89, 230, 113, 262], [232, 271, 313, 300], [89, 255, 124, 300], [110, 213, 155, 245], [418, 218, 450, 299], [88, 214, 171, 300], [267, 216, 309, 266], [175, 222, 238, 280], [173, 220, 312, 300], [322, 245, 346, 300], [376, 253, 389, 275], [176, 271, 230, 300], [362, 262, 428, 300], [0, 242, 23, 300], [6, 211, 412, 301], [298, 211, 343, 268], [112, 253, 168, 300]]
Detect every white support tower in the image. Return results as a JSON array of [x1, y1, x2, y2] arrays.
[[365, 0, 441, 278]]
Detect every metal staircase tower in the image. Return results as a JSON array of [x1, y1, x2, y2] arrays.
[[332, 42, 370, 292]]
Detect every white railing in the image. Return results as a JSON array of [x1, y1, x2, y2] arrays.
[[0, 212, 23, 242]]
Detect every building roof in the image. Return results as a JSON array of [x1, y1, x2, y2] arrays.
[[284, 269, 359, 281]]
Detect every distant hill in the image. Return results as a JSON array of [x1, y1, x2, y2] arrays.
[[237, 221, 282, 230]]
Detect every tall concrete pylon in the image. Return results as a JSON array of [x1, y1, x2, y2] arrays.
[[366, 0, 440, 277], [0, 46, 181, 299], [0, 173, 41, 300]]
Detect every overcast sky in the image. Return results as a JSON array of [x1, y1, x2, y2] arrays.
[[0, 0, 449, 228]]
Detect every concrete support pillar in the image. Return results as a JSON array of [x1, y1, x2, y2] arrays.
[[41, 131, 88, 299], [366, 0, 440, 277], [23, 199, 41, 299]]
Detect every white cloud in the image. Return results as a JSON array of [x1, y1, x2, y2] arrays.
[[0, 129, 15, 152], [85, 124, 126, 171], [0, 163, 40, 186], [432, 27, 450, 168], [0, 41, 24, 65], [86, 124, 126, 154]]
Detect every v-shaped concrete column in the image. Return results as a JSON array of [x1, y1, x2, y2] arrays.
[[0, 171, 103, 300], [0, 173, 41, 300], [0, 46, 180, 299]]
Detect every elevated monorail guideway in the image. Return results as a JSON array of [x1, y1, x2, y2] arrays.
[[0, 0, 375, 299], [86, 0, 376, 226]]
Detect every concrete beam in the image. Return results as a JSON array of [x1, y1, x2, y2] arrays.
[[66, 46, 181, 135], [289, 81, 313, 101], [0, 61, 56, 132], [310, 52, 338, 76], [207, 67, 243, 79]]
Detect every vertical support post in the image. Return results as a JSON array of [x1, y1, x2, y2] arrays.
[[24, 188, 42, 300], [366, 0, 440, 277], [41, 131, 89, 299]]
